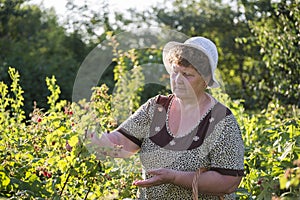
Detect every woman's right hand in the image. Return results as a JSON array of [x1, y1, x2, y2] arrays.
[[85, 131, 139, 158]]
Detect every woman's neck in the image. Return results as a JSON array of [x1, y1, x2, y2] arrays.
[[174, 92, 210, 111], [168, 92, 213, 137]]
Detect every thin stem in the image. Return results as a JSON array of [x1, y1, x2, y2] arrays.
[[59, 167, 72, 197], [84, 181, 92, 200], [59, 144, 84, 197]]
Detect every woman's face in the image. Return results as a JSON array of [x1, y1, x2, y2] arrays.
[[170, 64, 207, 100]]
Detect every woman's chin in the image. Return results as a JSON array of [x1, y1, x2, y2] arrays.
[[173, 90, 186, 98], [173, 90, 199, 101]]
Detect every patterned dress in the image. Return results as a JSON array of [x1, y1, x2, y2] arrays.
[[117, 94, 244, 200]]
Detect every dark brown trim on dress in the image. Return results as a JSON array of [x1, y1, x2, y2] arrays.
[[210, 167, 245, 177], [149, 95, 233, 151], [117, 128, 142, 147]]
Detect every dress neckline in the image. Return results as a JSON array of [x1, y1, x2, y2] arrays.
[[165, 94, 217, 138]]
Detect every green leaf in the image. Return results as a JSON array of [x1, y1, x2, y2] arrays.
[[279, 174, 288, 190], [279, 142, 294, 161], [0, 172, 10, 187], [69, 135, 79, 147]]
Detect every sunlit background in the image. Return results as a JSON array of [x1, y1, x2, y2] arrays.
[[30, 0, 163, 15]]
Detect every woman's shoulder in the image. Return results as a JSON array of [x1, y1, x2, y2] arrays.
[[211, 101, 232, 118], [154, 94, 174, 104], [210, 99, 241, 128], [139, 94, 173, 112]]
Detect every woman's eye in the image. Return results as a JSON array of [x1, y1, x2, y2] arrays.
[[183, 73, 191, 77]]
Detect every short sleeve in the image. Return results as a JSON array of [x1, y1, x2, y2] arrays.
[[117, 96, 157, 145], [209, 114, 244, 176]]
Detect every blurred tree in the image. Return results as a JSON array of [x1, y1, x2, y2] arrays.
[[0, 0, 90, 116], [245, 0, 300, 107], [63, 0, 125, 43]]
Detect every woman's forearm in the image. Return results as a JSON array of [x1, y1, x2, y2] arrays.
[[172, 170, 241, 195], [134, 168, 241, 196], [87, 131, 139, 158]]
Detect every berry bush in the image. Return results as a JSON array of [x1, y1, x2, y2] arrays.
[[0, 67, 141, 199], [0, 67, 299, 199]]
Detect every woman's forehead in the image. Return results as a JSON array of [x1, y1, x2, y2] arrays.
[[172, 64, 197, 72]]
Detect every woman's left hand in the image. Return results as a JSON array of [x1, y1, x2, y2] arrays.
[[133, 168, 176, 187]]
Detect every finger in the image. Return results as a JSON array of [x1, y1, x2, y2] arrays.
[[133, 177, 158, 187], [133, 179, 152, 187]]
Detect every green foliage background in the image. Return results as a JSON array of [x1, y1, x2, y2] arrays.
[[0, 0, 299, 199]]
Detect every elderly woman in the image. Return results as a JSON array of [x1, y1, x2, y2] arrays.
[[90, 36, 244, 199]]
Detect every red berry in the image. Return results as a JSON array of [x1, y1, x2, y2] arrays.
[[257, 180, 262, 185], [46, 172, 52, 178], [37, 117, 42, 123], [43, 171, 48, 177]]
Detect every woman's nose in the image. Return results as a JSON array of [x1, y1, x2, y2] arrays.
[[174, 72, 184, 83]]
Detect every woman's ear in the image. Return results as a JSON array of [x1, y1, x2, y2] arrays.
[[203, 75, 212, 88]]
